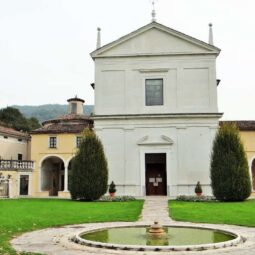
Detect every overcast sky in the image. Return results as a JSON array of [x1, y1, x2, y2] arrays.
[[0, 0, 254, 120]]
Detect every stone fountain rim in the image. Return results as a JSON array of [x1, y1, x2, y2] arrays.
[[72, 223, 242, 252]]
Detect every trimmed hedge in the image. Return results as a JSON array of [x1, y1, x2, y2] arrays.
[[210, 123, 251, 201], [176, 195, 216, 202], [70, 129, 108, 201], [98, 196, 136, 202]]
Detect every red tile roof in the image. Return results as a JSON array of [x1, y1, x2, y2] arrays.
[[67, 97, 85, 103], [42, 114, 91, 125], [31, 114, 93, 134], [0, 125, 30, 139], [220, 121, 255, 131]]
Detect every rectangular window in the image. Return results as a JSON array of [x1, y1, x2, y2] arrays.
[[76, 136, 82, 148], [49, 137, 57, 148], [18, 154, 23, 161], [18, 138, 22, 142], [145, 79, 163, 106], [4, 136, 8, 139], [71, 103, 77, 114]]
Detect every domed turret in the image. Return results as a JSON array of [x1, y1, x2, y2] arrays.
[[67, 96, 85, 115]]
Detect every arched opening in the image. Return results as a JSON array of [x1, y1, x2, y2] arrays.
[[41, 156, 65, 196], [252, 159, 255, 191]]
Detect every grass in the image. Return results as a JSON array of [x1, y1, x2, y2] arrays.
[[0, 198, 144, 255], [170, 200, 255, 227]]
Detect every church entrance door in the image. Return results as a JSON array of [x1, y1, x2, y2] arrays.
[[145, 153, 167, 196]]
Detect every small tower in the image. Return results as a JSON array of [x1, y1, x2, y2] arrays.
[[67, 96, 85, 115]]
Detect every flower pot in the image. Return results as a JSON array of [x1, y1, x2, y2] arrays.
[[109, 192, 115, 197]]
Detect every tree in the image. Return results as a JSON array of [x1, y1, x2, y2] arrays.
[[210, 123, 251, 201], [0, 107, 40, 132], [0, 107, 28, 131], [69, 129, 108, 201], [27, 117, 41, 130]]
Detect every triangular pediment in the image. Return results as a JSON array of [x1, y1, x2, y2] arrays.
[[91, 22, 220, 59], [137, 135, 174, 146]]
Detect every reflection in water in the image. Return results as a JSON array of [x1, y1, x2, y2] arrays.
[[85, 230, 109, 243], [81, 226, 234, 246], [146, 235, 169, 246], [146, 227, 169, 246]]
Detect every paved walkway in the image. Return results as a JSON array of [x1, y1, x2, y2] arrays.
[[11, 197, 255, 255], [139, 196, 173, 224]]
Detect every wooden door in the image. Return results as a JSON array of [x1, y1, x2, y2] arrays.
[[50, 170, 59, 196], [146, 163, 166, 195], [252, 164, 255, 191], [252, 160, 255, 191], [20, 175, 29, 195]]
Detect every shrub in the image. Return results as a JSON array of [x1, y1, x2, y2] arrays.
[[69, 129, 108, 201], [176, 195, 216, 202], [210, 123, 251, 201], [98, 195, 136, 202], [109, 181, 116, 193], [195, 181, 202, 194]]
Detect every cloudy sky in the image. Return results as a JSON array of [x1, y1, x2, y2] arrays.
[[0, 0, 254, 120]]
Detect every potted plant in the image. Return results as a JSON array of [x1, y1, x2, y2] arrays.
[[109, 181, 116, 197], [195, 181, 203, 196]]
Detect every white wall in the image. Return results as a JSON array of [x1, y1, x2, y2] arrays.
[[95, 55, 218, 116], [97, 27, 212, 57], [95, 116, 218, 197], [0, 135, 29, 160]]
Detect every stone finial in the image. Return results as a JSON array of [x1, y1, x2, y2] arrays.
[[151, 0, 156, 22], [96, 27, 101, 49], [209, 23, 214, 45]]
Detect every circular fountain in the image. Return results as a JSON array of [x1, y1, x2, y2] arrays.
[[72, 221, 242, 252]]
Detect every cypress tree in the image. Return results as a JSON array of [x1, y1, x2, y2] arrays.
[[210, 123, 251, 201], [70, 129, 108, 201]]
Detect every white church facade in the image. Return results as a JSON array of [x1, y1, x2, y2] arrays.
[[91, 21, 222, 197]]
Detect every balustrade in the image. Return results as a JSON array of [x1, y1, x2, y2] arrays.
[[0, 160, 34, 170]]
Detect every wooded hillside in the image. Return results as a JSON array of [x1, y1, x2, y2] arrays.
[[11, 104, 94, 123]]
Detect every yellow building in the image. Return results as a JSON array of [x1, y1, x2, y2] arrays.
[[221, 121, 255, 192], [29, 97, 92, 198]]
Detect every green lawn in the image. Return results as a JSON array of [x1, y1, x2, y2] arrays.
[[0, 199, 144, 255], [170, 200, 255, 227]]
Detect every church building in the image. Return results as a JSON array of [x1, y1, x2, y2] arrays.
[[91, 16, 222, 197]]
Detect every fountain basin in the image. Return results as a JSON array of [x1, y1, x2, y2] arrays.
[[72, 224, 242, 252]]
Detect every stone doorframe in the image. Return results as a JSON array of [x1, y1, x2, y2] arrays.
[[137, 135, 174, 196], [139, 148, 172, 196], [18, 172, 32, 196]]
